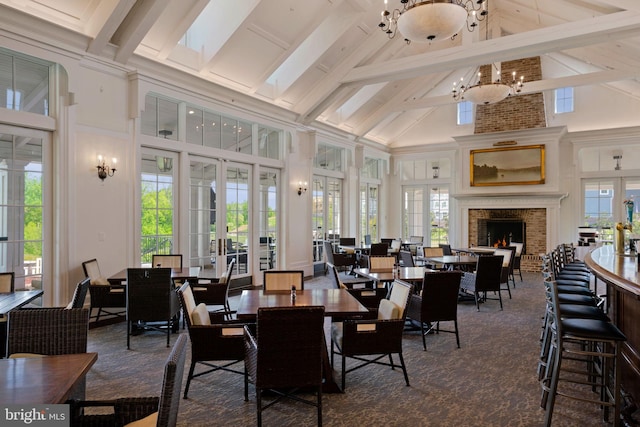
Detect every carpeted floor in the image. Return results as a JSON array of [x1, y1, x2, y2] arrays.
[[84, 272, 619, 426]]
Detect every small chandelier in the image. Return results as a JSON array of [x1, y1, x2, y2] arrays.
[[452, 64, 524, 105], [379, 0, 488, 43]]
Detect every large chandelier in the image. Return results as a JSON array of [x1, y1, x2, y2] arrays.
[[379, 0, 488, 43], [452, 65, 524, 105]]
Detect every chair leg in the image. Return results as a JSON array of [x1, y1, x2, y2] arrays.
[[244, 367, 249, 402], [454, 320, 460, 348], [126, 321, 131, 350], [184, 361, 196, 398], [317, 385, 323, 427], [498, 291, 503, 310], [341, 354, 346, 391], [257, 389, 263, 427], [398, 352, 410, 386], [420, 321, 427, 351]]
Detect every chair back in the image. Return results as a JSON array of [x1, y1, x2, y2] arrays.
[[157, 334, 188, 427], [389, 239, 401, 253], [398, 250, 415, 267], [511, 242, 523, 256], [369, 256, 395, 272], [423, 247, 444, 257], [364, 234, 372, 245], [177, 283, 198, 326], [152, 254, 183, 269], [323, 241, 336, 265], [82, 259, 109, 285], [420, 271, 462, 322], [326, 263, 344, 289], [68, 278, 91, 309], [7, 308, 89, 356], [263, 270, 304, 291], [386, 280, 413, 319], [251, 306, 325, 389], [474, 255, 503, 292], [0, 272, 15, 293], [126, 268, 179, 322], [438, 244, 453, 255], [369, 242, 388, 256], [339, 237, 356, 246], [409, 236, 424, 244]]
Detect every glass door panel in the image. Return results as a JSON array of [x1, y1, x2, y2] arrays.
[[226, 164, 250, 275], [258, 168, 278, 271], [189, 159, 220, 275]]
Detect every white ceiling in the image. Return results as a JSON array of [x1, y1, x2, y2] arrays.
[[2, 0, 640, 148]]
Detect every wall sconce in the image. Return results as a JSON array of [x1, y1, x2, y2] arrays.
[[97, 155, 116, 181], [156, 156, 173, 172], [432, 165, 440, 179], [613, 154, 622, 171], [297, 181, 308, 196]]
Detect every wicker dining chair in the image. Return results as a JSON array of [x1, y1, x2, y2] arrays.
[[244, 306, 325, 426], [82, 258, 126, 323], [126, 268, 180, 349], [331, 279, 413, 390], [71, 334, 187, 427], [459, 255, 504, 311], [177, 283, 245, 398], [407, 271, 463, 350], [263, 270, 304, 291], [191, 259, 236, 319], [0, 272, 15, 293]]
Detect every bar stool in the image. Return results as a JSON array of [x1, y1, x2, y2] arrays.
[[540, 279, 626, 427]]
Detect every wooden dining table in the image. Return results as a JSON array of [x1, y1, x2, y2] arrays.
[[0, 352, 97, 404], [236, 288, 369, 393], [420, 255, 478, 271], [0, 289, 44, 316], [353, 267, 432, 287], [107, 267, 204, 285]]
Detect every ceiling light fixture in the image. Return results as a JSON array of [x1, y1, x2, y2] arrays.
[[379, 0, 488, 44], [452, 64, 524, 105]]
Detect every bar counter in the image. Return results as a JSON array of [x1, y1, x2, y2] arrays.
[[584, 246, 640, 405]]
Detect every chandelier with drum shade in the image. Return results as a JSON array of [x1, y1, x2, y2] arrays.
[[379, 0, 488, 43]]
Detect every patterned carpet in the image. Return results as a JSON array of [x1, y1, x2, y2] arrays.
[[84, 272, 621, 426]]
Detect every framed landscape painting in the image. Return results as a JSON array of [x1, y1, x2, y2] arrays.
[[470, 144, 545, 187]]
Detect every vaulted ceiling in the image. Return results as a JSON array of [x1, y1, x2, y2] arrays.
[[2, 0, 640, 148]]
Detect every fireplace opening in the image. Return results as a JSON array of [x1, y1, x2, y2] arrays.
[[477, 219, 526, 250]]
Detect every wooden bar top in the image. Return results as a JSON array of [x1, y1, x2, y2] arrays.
[[585, 245, 640, 297]]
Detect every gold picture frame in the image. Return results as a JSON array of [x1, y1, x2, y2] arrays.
[[470, 144, 545, 187]]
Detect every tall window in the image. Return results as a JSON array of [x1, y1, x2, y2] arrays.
[[403, 187, 424, 240], [311, 176, 342, 263], [189, 159, 217, 271], [258, 168, 278, 270], [225, 165, 250, 274], [0, 129, 45, 291], [583, 180, 614, 241], [430, 186, 449, 246], [141, 152, 175, 265], [457, 101, 473, 125], [555, 87, 574, 113], [360, 184, 378, 243]]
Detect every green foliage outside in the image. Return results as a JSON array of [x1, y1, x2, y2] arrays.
[[141, 182, 173, 262], [24, 174, 42, 260]]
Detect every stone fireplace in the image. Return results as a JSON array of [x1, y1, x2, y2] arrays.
[[469, 208, 547, 272]]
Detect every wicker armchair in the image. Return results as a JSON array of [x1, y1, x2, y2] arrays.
[[191, 259, 235, 318], [71, 334, 187, 427], [244, 306, 325, 426], [407, 271, 463, 350], [82, 258, 126, 323], [326, 263, 380, 316], [68, 278, 91, 309], [7, 307, 89, 356], [323, 240, 354, 274], [459, 255, 504, 311], [177, 283, 245, 398], [331, 280, 412, 390], [126, 268, 180, 349]]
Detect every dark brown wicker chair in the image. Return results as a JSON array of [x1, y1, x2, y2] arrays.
[[327, 263, 381, 316], [126, 268, 180, 349], [494, 247, 515, 299], [331, 280, 413, 390], [151, 254, 183, 268], [323, 240, 354, 274], [68, 278, 90, 309], [369, 242, 389, 256], [71, 334, 187, 427], [7, 307, 89, 356], [459, 255, 504, 311], [82, 258, 126, 323], [244, 306, 325, 427], [177, 283, 245, 398], [190, 259, 236, 319], [407, 271, 463, 350], [398, 250, 415, 267]]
